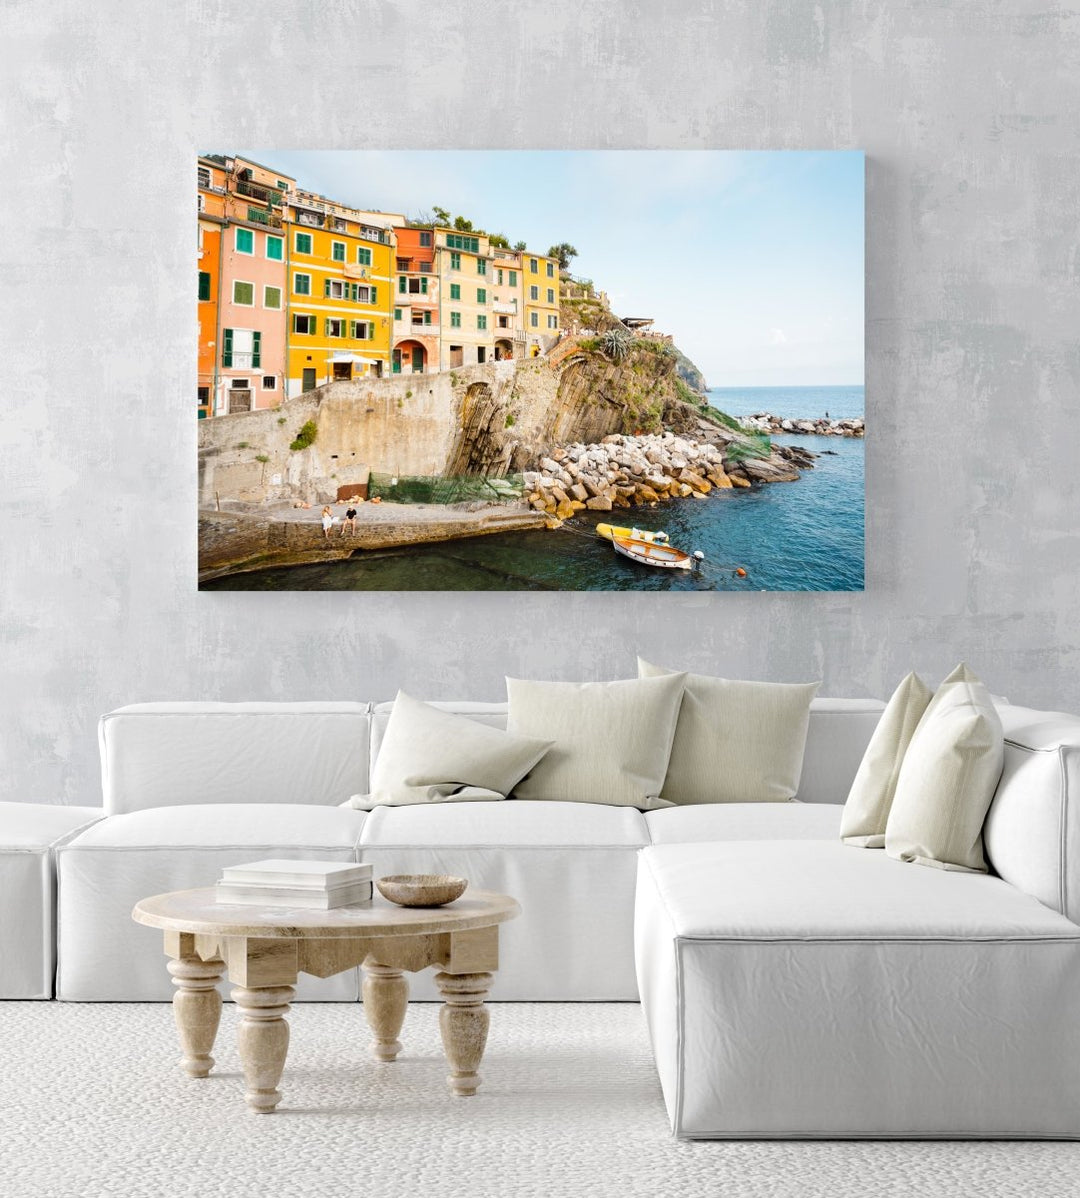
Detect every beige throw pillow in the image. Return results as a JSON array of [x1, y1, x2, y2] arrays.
[[840, 672, 933, 847], [884, 664, 1004, 873], [345, 690, 552, 810], [505, 674, 686, 809], [638, 659, 819, 804]]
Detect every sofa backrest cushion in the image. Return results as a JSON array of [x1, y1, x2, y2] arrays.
[[99, 703, 372, 814], [984, 704, 1080, 924], [370, 697, 885, 805]]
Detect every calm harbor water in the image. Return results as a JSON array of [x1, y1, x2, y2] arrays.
[[203, 386, 865, 593]]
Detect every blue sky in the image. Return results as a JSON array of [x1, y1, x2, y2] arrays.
[[239, 150, 864, 387]]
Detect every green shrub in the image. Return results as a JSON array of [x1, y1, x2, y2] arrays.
[[504, 412, 516, 428], [290, 420, 318, 451], [600, 327, 633, 363], [255, 454, 269, 464]]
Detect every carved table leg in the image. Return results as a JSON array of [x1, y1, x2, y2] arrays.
[[436, 971, 493, 1096], [363, 959, 409, 1062], [231, 984, 295, 1113], [167, 956, 224, 1078]]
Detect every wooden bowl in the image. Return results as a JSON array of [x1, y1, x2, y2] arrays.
[[376, 874, 468, 908]]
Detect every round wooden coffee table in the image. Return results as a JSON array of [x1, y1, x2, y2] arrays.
[[132, 886, 521, 1113]]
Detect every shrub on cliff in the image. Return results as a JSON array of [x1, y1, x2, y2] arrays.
[[600, 327, 633, 363], [290, 420, 318, 451]]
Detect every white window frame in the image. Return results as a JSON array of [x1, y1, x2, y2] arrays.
[[548, 314, 558, 329], [230, 376, 251, 388], [293, 231, 313, 254], [262, 376, 277, 390], [530, 285, 539, 301], [357, 246, 372, 266], [328, 318, 345, 338], [294, 313, 315, 335], [547, 289, 555, 304], [232, 279, 256, 307], [235, 227, 255, 255], [530, 257, 538, 272], [266, 234, 284, 261], [530, 312, 539, 328], [331, 240, 346, 263], [293, 272, 312, 296], [263, 284, 282, 310], [328, 279, 346, 300]]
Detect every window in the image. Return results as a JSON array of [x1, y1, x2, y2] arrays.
[[262, 376, 277, 390], [496, 269, 503, 285], [530, 312, 539, 327], [198, 271, 211, 301], [529, 285, 539, 301], [232, 280, 255, 306], [294, 231, 312, 254], [350, 321, 371, 340], [509, 270, 517, 286], [548, 314, 558, 329], [326, 318, 345, 338], [266, 235, 283, 261], [399, 276, 428, 296], [293, 313, 314, 335], [529, 257, 538, 272], [477, 259, 486, 276], [450, 251, 461, 270], [197, 166, 211, 190], [547, 288, 555, 304], [419, 231, 432, 247], [222, 328, 261, 368], [197, 194, 204, 212], [326, 279, 347, 300], [477, 288, 486, 304], [450, 283, 460, 300], [236, 228, 254, 255], [396, 258, 410, 271], [357, 246, 372, 266], [330, 241, 345, 263], [294, 273, 311, 296], [547, 261, 555, 277], [197, 385, 210, 407], [394, 307, 402, 320], [264, 285, 282, 310], [477, 314, 487, 330], [445, 233, 480, 253], [276, 179, 289, 191], [450, 311, 461, 328]]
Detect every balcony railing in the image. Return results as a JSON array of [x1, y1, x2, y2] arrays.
[[394, 322, 439, 338], [246, 208, 283, 228], [294, 211, 325, 228], [236, 179, 284, 206], [493, 301, 517, 314]]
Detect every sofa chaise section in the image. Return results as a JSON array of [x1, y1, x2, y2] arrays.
[[636, 840, 1080, 1138], [57, 804, 367, 1001]]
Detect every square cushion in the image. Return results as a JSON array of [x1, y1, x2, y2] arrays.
[[636, 841, 1080, 1138], [0, 803, 103, 999], [58, 805, 366, 1001]]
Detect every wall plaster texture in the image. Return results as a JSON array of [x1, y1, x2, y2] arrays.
[[1, 1, 1078, 804]]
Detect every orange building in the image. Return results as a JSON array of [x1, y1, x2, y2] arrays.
[[392, 226, 439, 374], [196, 157, 227, 418]]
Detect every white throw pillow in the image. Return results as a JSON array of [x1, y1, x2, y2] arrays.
[[505, 674, 686, 809], [840, 671, 933, 847], [345, 690, 553, 810], [637, 658, 819, 804], [884, 664, 1004, 873]]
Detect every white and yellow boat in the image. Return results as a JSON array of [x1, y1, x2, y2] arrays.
[[611, 535, 701, 571]]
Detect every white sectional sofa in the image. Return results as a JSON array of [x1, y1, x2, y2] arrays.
[[4, 692, 1080, 1138]]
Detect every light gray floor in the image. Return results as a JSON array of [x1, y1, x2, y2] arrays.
[[2, 1002, 1076, 1197]]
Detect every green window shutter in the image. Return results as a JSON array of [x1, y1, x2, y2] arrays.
[[509, 270, 517, 285], [350, 283, 357, 302], [252, 331, 261, 368], [399, 276, 406, 293], [198, 271, 210, 301], [370, 286, 377, 305], [324, 318, 330, 336], [349, 321, 356, 338], [424, 310, 431, 325], [394, 308, 402, 320], [477, 288, 486, 304], [421, 276, 428, 293], [222, 327, 233, 367], [323, 278, 331, 298], [450, 283, 459, 300]]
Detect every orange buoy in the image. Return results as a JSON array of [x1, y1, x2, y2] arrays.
[[735, 567, 747, 577]]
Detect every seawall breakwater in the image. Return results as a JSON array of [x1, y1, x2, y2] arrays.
[[524, 431, 815, 520], [740, 413, 864, 437]]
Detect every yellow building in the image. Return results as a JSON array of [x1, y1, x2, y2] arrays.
[[521, 250, 561, 356], [284, 191, 402, 395], [433, 228, 495, 370]]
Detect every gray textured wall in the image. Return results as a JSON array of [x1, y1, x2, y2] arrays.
[[2, 1, 1078, 805]]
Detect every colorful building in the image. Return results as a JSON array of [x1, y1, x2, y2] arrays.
[[490, 249, 525, 360], [284, 191, 401, 396], [432, 228, 495, 370], [521, 250, 561, 356], [198, 155, 295, 416], [392, 226, 439, 374]]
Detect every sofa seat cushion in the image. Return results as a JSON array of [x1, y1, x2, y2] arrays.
[[646, 802, 840, 845], [58, 805, 366, 1002], [360, 800, 648, 1001], [360, 799, 648, 847], [0, 803, 103, 999], [636, 841, 1080, 1137]]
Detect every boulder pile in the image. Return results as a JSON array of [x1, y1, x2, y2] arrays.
[[740, 413, 864, 437], [523, 432, 805, 521]]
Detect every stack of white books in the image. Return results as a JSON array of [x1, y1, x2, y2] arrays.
[[215, 860, 374, 909]]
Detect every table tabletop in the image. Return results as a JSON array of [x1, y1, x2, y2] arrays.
[[132, 886, 520, 939]]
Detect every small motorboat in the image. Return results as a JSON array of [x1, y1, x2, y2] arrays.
[[611, 535, 703, 571], [596, 523, 669, 544]]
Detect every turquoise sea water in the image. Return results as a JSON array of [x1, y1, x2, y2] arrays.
[[203, 386, 865, 592]]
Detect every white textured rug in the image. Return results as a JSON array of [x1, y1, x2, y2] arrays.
[[1, 1002, 1077, 1198]]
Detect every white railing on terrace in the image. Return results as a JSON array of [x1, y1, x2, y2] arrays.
[[393, 322, 439, 338]]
